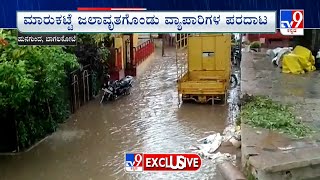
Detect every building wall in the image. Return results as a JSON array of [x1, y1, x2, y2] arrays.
[[133, 34, 139, 47], [246, 31, 293, 42], [263, 40, 291, 48], [245, 31, 293, 48], [114, 37, 123, 49], [114, 37, 124, 69], [113, 34, 140, 70]]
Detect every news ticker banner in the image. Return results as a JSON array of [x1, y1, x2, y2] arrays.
[[1, 0, 319, 28], [125, 153, 202, 172], [17, 11, 276, 33], [17, 32, 77, 46]]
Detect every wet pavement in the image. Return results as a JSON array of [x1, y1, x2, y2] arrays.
[[240, 51, 320, 147], [0, 47, 240, 180], [241, 50, 320, 180], [241, 50, 320, 127]]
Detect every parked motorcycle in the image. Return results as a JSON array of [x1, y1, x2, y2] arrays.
[[100, 75, 134, 104]]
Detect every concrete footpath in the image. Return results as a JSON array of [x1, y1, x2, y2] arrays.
[[241, 51, 320, 180]]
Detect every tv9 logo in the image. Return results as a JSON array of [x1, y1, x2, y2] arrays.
[[280, 9, 304, 36], [124, 153, 202, 172], [125, 153, 143, 172]]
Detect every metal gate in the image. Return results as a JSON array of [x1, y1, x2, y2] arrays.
[[69, 64, 93, 113]]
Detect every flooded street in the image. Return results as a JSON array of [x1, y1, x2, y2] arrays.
[[0, 47, 240, 180]]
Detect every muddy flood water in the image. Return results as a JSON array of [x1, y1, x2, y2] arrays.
[[0, 47, 240, 180]]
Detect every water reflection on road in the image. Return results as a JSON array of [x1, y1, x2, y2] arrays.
[[0, 48, 240, 180]]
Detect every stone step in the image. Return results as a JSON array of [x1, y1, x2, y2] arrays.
[[241, 124, 320, 180], [246, 147, 320, 180]]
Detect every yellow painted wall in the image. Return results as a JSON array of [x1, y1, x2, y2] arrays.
[[133, 34, 139, 47], [122, 35, 130, 70], [114, 37, 124, 69], [114, 37, 123, 49], [114, 34, 139, 70], [115, 34, 139, 48]]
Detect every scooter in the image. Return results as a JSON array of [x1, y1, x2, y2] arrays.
[[100, 75, 134, 104]]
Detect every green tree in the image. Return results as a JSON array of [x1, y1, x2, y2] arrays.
[[0, 29, 78, 149], [64, 34, 113, 96]]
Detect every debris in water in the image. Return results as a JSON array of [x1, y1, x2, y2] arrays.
[[189, 146, 199, 151], [192, 133, 223, 158], [225, 126, 241, 148], [229, 136, 241, 148], [197, 133, 222, 144], [222, 126, 236, 142], [278, 146, 294, 151], [207, 152, 236, 164], [192, 127, 241, 162]]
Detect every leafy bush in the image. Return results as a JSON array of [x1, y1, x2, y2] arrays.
[[64, 34, 111, 94], [63, 34, 110, 70], [250, 41, 261, 49], [240, 95, 311, 138], [0, 29, 79, 149]]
